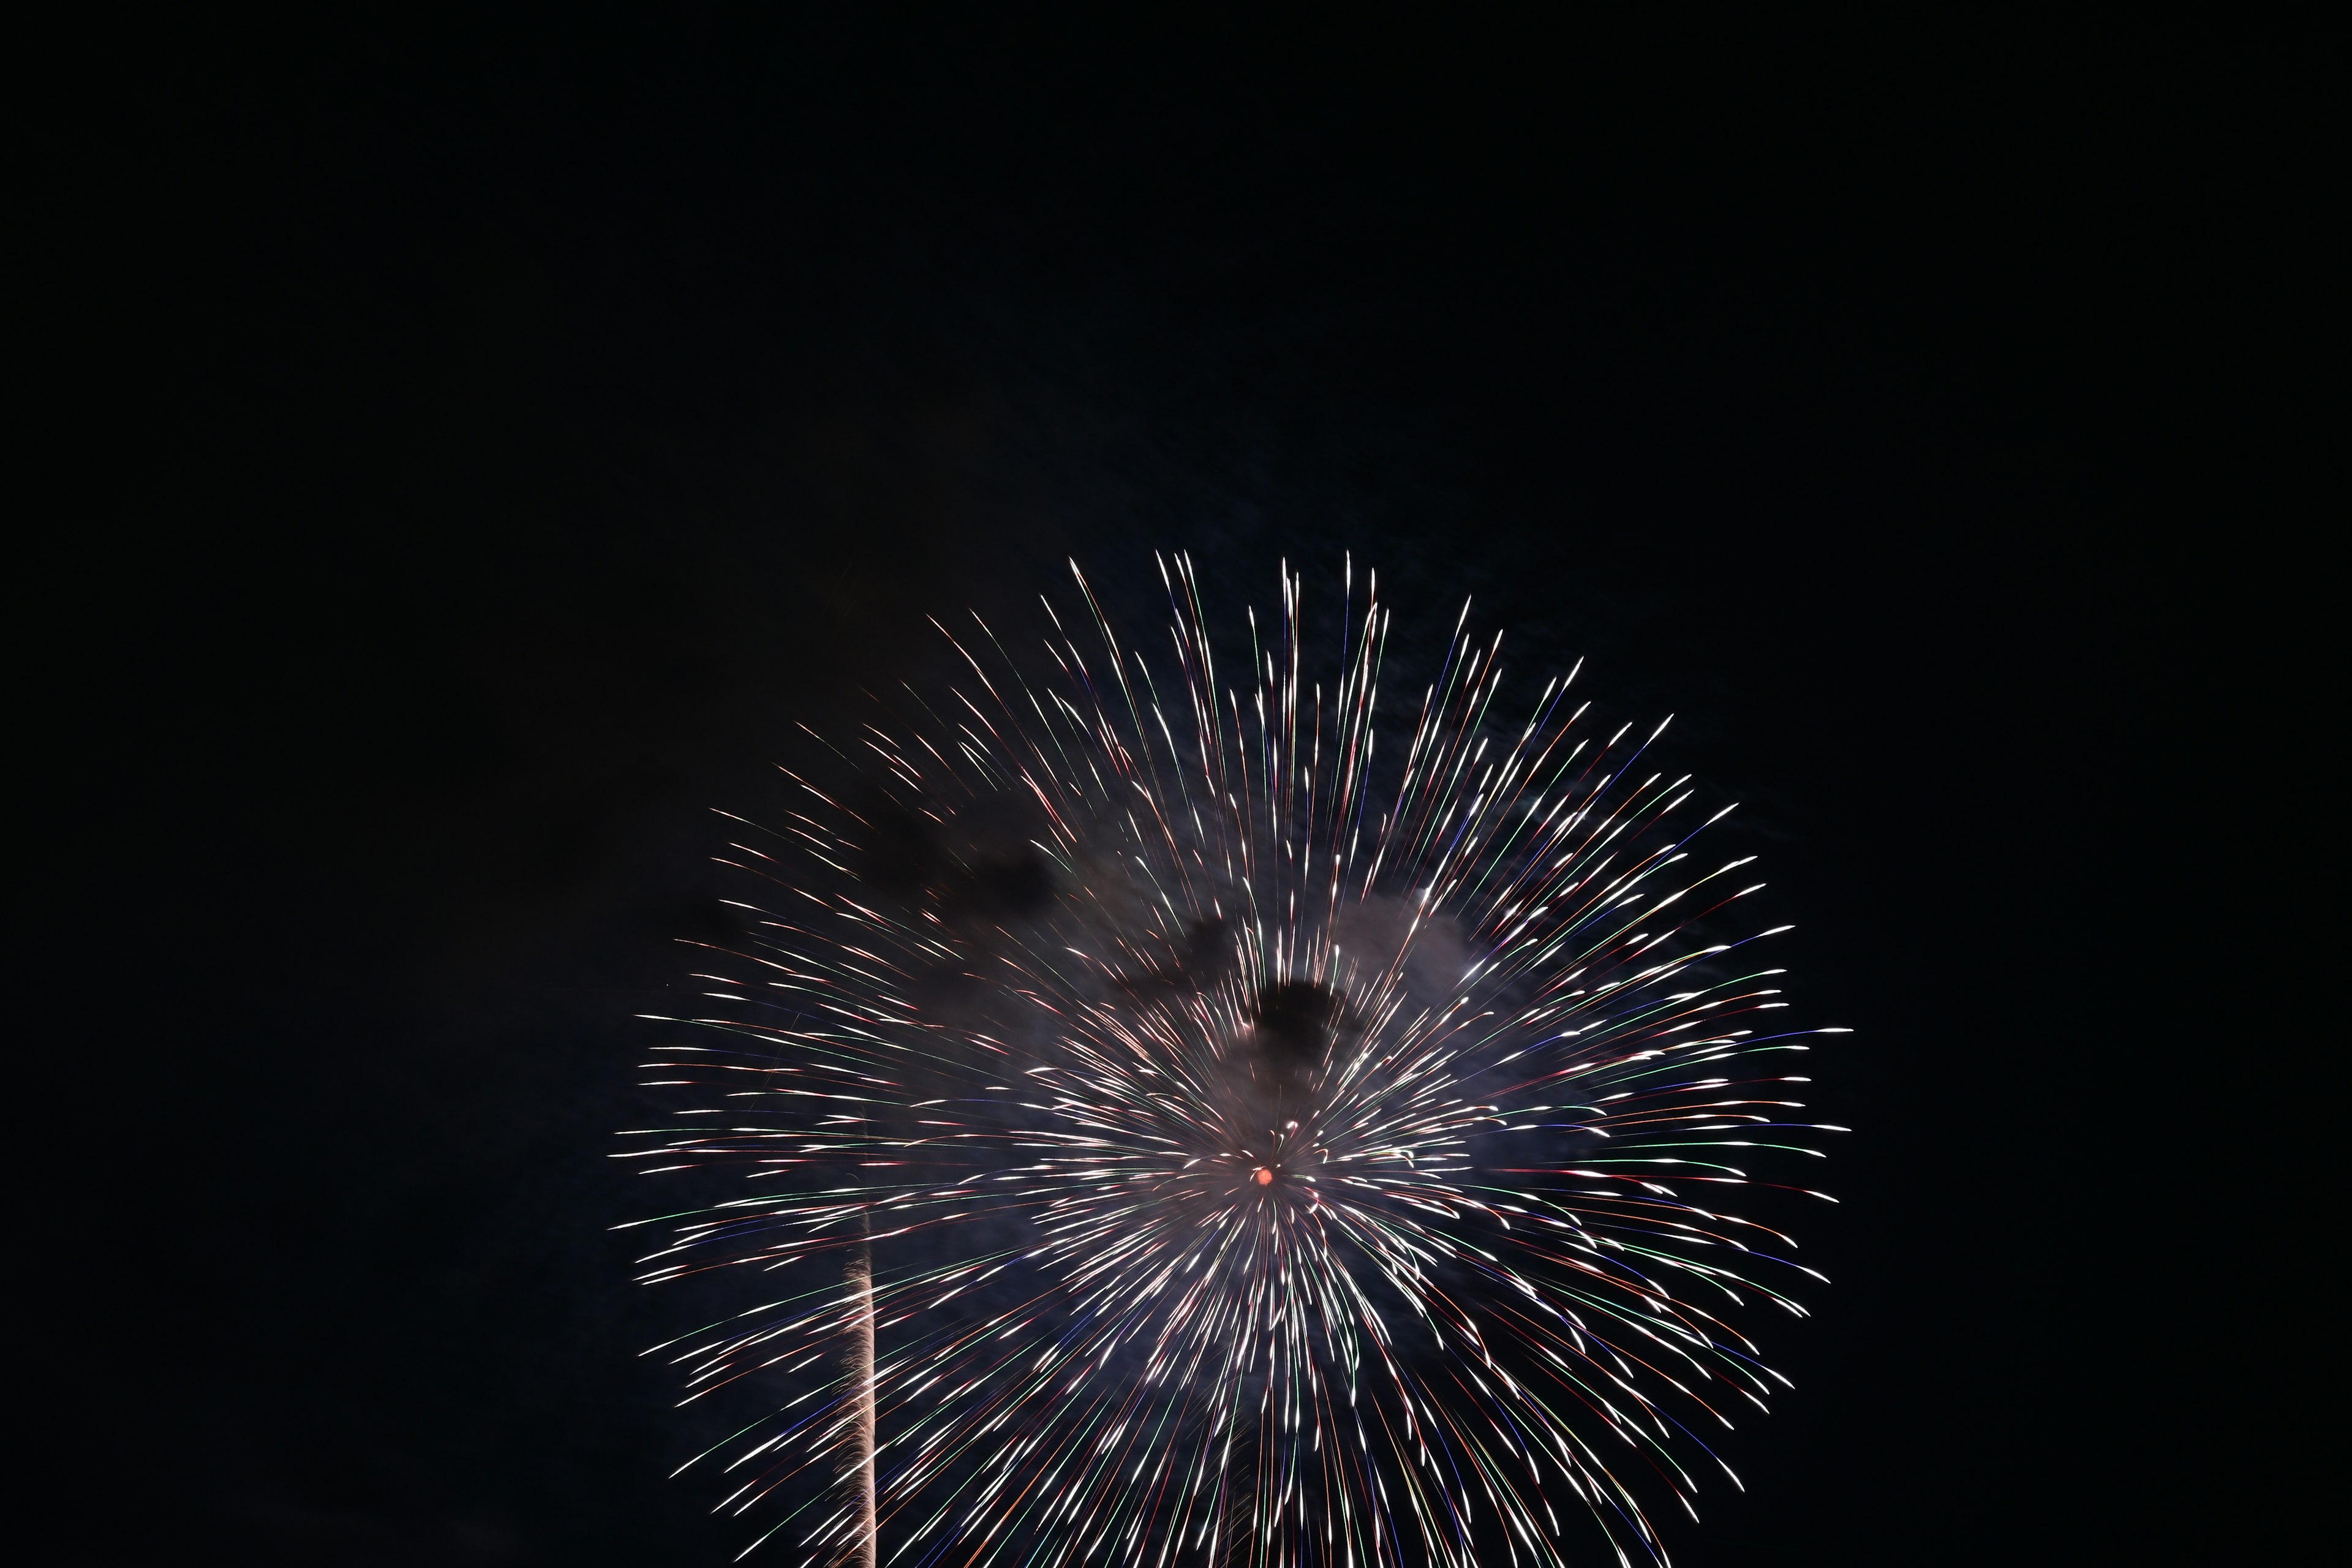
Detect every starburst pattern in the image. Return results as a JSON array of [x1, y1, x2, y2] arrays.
[[623, 557, 1844, 1567]]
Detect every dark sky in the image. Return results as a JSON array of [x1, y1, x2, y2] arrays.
[[56, 12, 2303, 1567]]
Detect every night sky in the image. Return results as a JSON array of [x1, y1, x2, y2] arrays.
[[58, 13, 2300, 1566]]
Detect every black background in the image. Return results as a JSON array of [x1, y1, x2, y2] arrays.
[[46, 12, 2309, 1566]]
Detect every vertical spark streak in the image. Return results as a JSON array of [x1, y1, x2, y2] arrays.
[[843, 1223, 878, 1568]]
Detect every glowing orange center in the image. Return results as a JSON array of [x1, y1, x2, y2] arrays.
[[1255, 1167, 1275, 1185]]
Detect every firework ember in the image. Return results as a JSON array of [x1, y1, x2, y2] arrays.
[[623, 556, 1846, 1567]]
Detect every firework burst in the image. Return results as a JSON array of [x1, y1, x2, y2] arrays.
[[623, 556, 1845, 1567]]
